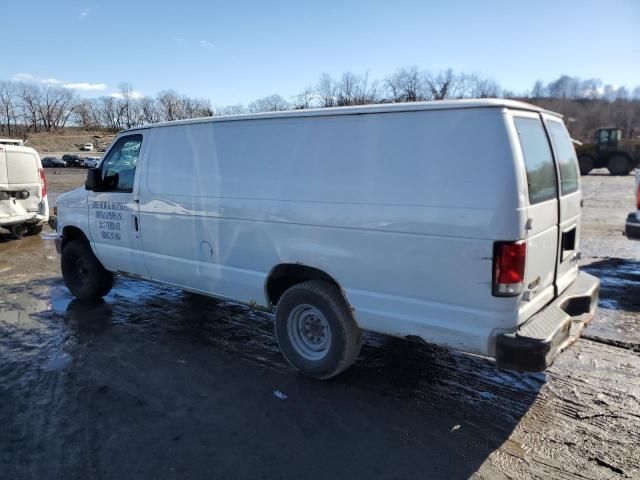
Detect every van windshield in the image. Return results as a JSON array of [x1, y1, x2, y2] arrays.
[[547, 120, 579, 195], [514, 117, 557, 204]]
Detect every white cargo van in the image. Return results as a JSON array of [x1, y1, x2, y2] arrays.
[[0, 140, 49, 236], [54, 99, 599, 378]]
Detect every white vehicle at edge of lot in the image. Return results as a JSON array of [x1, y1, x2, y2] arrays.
[[81, 143, 94, 151], [0, 140, 49, 236], [53, 99, 600, 379], [625, 169, 640, 239]]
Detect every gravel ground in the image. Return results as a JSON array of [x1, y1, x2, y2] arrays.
[[0, 170, 638, 479]]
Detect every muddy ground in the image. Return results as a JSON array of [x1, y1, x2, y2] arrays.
[[1, 169, 639, 479]]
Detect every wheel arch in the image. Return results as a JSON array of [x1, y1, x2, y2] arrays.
[[265, 263, 351, 309], [61, 225, 90, 250]]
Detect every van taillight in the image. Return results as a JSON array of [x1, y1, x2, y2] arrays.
[[636, 184, 640, 210], [492, 241, 526, 297], [39, 168, 47, 197]]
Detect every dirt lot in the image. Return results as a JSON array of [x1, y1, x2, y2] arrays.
[[24, 130, 115, 155], [1, 169, 639, 479]]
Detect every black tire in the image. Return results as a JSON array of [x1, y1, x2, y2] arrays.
[[607, 155, 632, 176], [275, 280, 362, 379], [61, 240, 114, 301], [578, 155, 594, 175], [10, 224, 27, 238], [25, 224, 44, 236]]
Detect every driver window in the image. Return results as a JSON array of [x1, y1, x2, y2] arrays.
[[101, 134, 143, 192]]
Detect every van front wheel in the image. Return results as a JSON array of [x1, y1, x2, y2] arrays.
[[61, 240, 114, 301], [275, 280, 362, 379]]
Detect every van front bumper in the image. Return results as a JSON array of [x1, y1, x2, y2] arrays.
[[625, 212, 640, 239], [495, 271, 600, 372]]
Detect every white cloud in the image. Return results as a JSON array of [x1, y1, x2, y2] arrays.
[[63, 82, 108, 91], [199, 40, 214, 49], [12, 73, 37, 82], [110, 91, 144, 99], [79, 8, 92, 19], [41, 78, 63, 85], [12, 73, 106, 91]]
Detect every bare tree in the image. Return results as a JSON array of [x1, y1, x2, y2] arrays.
[[467, 74, 501, 98], [385, 66, 425, 102], [0, 81, 18, 135], [316, 73, 336, 107], [182, 96, 213, 118], [335, 72, 378, 106], [139, 96, 161, 124], [157, 90, 184, 121], [72, 99, 94, 130], [18, 83, 42, 133], [292, 87, 315, 109], [220, 104, 248, 115], [531, 80, 546, 98], [248, 94, 290, 113], [425, 69, 455, 100], [117, 82, 142, 129], [36, 86, 76, 132]]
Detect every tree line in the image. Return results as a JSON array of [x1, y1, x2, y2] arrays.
[[1, 69, 639, 141]]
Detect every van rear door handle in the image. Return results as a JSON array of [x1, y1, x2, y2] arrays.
[[134, 215, 139, 231]]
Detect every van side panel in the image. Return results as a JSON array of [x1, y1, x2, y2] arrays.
[[0, 148, 7, 184], [139, 108, 524, 355]]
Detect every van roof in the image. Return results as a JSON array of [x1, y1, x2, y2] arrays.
[[0, 144, 39, 155], [124, 98, 561, 132], [0, 138, 25, 146]]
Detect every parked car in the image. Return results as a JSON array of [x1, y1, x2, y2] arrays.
[[83, 157, 101, 168], [61, 154, 83, 168], [81, 143, 94, 151], [41, 156, 67, 168], [54, 99, 599, 379], [625, 170, 640, 239], [0, 140, 49, 236]]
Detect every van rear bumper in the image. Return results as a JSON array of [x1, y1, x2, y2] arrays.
[[625, 212, 640, 239], [0, 213, 47, 227], [495, 271, 600, 372]]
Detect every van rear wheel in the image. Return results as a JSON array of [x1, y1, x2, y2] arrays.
[[61, 240, 114, 301], [275, 280, 362, 379], [607, 155, 631, 176]]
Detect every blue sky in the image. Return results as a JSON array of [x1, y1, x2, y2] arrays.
[[2, 0, 639, 104]]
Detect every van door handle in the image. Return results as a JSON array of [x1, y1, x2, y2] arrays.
[[134, 215, 139, 231]]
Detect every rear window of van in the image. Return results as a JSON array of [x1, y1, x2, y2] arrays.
[[547, 120, 579, 195], [514, 117, 557, 204]]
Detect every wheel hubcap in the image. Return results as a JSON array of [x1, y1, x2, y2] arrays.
[[75, 258, 90, 283], [287, 304, 331, 361]]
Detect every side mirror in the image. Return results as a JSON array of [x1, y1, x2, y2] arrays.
[[85, 168, 102, 191]]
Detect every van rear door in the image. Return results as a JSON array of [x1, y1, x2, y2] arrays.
[[542, 115, 581, 293], [4, 147, 43, 212], [511, 113, 559, 318]]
